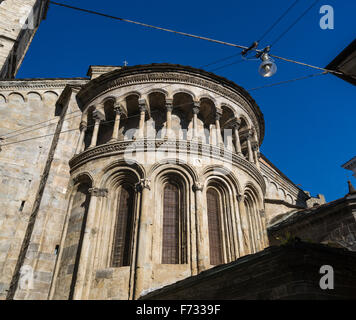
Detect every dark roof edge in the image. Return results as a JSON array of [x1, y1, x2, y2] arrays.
[[140, 241, 355, 299], [326, 38, 356, 86]]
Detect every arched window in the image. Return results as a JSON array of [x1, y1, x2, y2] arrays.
[[112, 185, 135, 267], [244, 191, 263, 253], [162, 181, 186, 264], [207, 188, 223, 265]]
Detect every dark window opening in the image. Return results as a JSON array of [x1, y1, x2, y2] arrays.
[[19, 200, 25, 212], [162, 183, 180, 264], [207, 188, 223, 265], [112, 185, 134, 267]]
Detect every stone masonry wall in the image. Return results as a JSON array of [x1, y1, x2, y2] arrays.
[[0, 0, 48, 78], [0, 79, 87, 299]]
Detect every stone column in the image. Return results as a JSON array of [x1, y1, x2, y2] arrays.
[[193, 182, 210, 273], [72, 187, 108, 300], [110, 104, 122, 141], [133, 178, 152, 300], [237, 194, 251, 255], [215, 110, 223, 146], [165, 98, 173, 139], [232, 120, 243, 156], [252, 140, 261, 169], [75, 121, 87, 154], [209, 124, 214, 145], [246, 129, 254, 163], [89, 109, 104, 148], [137, 99, 147, 139], [192, 102, 200, 140]]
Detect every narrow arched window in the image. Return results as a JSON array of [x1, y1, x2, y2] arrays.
[[207, 188, 223, 265], [112, 185, 134, 267], [162, 181, 187, 264]]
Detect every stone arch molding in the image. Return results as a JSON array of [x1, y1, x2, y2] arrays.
[[202, 165, 242, 195], [0, 94, 6, 103], [99, 159, 146, 189], [244, 182, 264, 208], [149, 159, 198, 186]]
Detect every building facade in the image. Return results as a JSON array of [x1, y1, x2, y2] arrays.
[[0, 63, 325, 300], [0, 0, 49, 79]]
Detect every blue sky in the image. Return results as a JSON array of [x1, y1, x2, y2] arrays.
[[18, 0, 356, 201]]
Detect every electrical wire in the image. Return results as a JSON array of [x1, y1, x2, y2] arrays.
[[208, 59, 245, 72], [1, 71, 329, 148], [200, 52, 241, 68], [0, 1, 341, 140], [50, 1, 249, 50], [247, 71, 326, 91], [0, 54, 246, 140], [270, 0, 321, 48], [0, 100, 204, 147], [257, 0, 300, 43], [204, 1, 300, 69], [49, 1, 342, 75]]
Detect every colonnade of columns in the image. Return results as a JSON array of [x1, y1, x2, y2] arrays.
[[75, 98, 261, 168]]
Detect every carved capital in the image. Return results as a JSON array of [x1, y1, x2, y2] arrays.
[[79, 121, 87, 131], [193, 181, 204, 192], [136, 178, 151, 192], [231, 118, 242, 130], [166, 100, 174, 112], [191, 101, 200, 115], [89, 188, 108, 197], [241, 128, 254, 140], [138, 99, 147, 113], [215, 109, 223, 121], [113, 104, 123, 115], [237, 194, 245, 202], [251, 140, 259, 151], [93, 109, 105, 121]]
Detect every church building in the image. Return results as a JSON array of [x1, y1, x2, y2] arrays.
[[0, 0, 355, 300]]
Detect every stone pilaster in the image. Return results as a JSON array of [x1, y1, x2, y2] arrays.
[[237, 194, 251, 255], [193, 181, 210, 273], [72, 187, 107, 300], [133, 178, 152, 300]]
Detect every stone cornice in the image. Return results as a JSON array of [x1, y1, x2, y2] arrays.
[[0, 78, 88, 91], [69, 139, 266, 193], [260, 160, 307, 200], [76, 64, 265, 144]]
